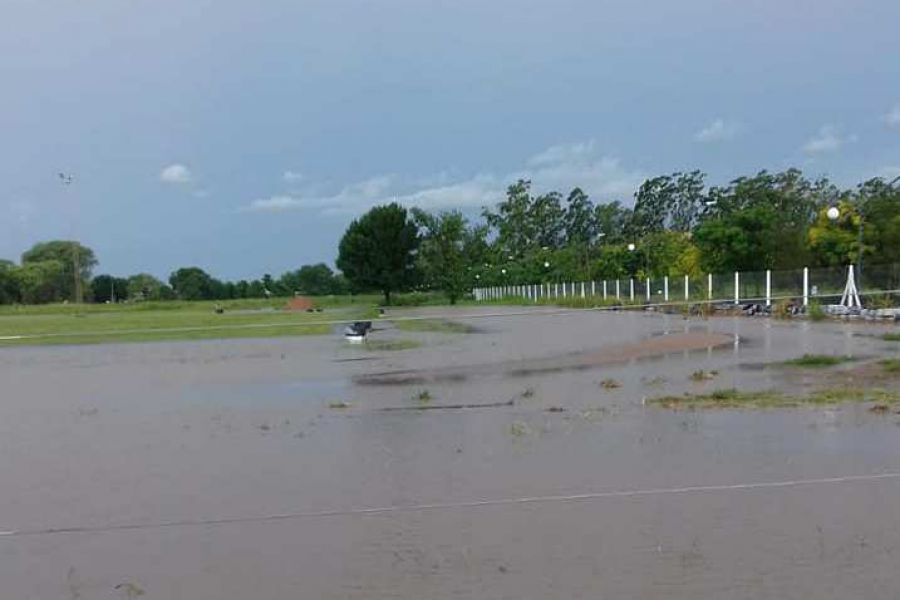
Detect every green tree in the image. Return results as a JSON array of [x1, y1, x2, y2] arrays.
[[126, 273, 166, 301], [413, 209, 483, 304], [169, 267, 216, 300], [15, 260, 66, 304], [0, 260, 20, 304], [280, 264, 343, 296], [21, 241, 97, 302], [336, 203, 419, 304], [91, 275, 129, 303]]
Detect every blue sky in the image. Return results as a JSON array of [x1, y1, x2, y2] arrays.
[[2, 0, 899, 280]]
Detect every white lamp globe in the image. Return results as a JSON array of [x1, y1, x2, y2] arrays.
[[826, 206, 840, 221]]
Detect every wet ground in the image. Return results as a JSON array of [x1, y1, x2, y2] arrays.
[[2, 307, 900, 599]]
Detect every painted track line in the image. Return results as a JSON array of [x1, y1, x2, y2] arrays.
[[2, 471, 899, 539]]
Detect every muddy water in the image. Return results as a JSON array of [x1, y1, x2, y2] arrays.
[[2, 308, 900, 599]]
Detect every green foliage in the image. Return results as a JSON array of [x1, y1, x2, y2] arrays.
[[126, 273, 167, 301], [413, 209, 481, 304], [337, 203, 419, 304], [781, 353, 852, 367], [279, 263, 347, 296], [807, 301, 826, 321], [20, 241, 97, 302], [90, 275, 129, 303], [169, 267, 217, 301]]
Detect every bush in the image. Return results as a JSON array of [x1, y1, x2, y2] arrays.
[[807, 301, 826, 322]]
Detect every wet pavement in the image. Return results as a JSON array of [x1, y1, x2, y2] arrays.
[[2, 307, 900, 598]]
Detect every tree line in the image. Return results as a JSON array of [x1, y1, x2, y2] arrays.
[[336, 169, 900, 303], [0, 242, 348, 304], [2, 168, 898, 306]]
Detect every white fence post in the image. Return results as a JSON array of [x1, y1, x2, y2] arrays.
[[603, 280, 608, 300], [562, 282, 568, 298], [684, 274, 689, 301], [803, 267, 809, 306], [766, 270, 771, 306], [630, 278, 635, 301], [646, 278, 651, 302], [581, 281, 585, 298], [664, 276, 669, 302], [734, 272, 740, 305], [707, 273, 712, 301], [616, 279, 621, 299], [591, 281, 596, 296]]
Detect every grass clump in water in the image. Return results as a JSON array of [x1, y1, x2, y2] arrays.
[[807, 301, 827, 322], [651, 387, 900, 410], [781, 354, 853, 368], [600, 378, 621, 389], [689, 369, 719, 381], [394, 319, 476, 334], [364, 339, 421, 351], [415, 389, 433, 404], [880, 359, 900, 373], [883, 333, 900, 342], [328, 401, 351, 409]]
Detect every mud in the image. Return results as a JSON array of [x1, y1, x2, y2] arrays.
[[2, 307, 900, 599]]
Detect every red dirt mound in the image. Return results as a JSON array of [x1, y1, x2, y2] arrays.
[[285, 296, 314, 311]]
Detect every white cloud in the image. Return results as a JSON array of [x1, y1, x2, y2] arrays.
[[242, 141, 646, 215], [159, 163, 193, 184], [283, 170, 305, 183], [192, 189, 210, 199], [693, 118, 742, 143], [885, 105, 900, 129], [802, 125, 856, 155]]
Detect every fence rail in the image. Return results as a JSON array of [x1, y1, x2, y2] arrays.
[[473, 264, 900, 308]]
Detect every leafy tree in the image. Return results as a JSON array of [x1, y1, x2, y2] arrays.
[[337, 203, 419, 304], [169, 267, 216, 300], [594, 201, 631, 244], [857, 177, 900, 265], [630, 171, 706, 237], [0, 260, 19, 304], [126, 273, 166, 301], [483, 180, 536, 258], [280, 263, 344, 296], [21, 241, 97, 302], [413, 209, 483, 304], [694, 205, 779, 272], [91, 275, 129, 303], [15, 260, 66, 304], [807, 201, 863, 267]]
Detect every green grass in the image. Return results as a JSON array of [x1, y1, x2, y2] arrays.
[[880, 359, 900, 373], [393, 318, 477, 334], [883, 333, 900, 342], [781, 354, 854, 368], [650, 387, 900, 409], [0, 298, 378, 346]]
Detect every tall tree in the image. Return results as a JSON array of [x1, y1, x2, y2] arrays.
[[126, 273, 167, 301], [0, 260, 19, 304], [91, 275, 129, 303], [169, 267, 216, 301], [336, 203, 419, 304], [413, 209, 485, 304], [21, 241, 97, 302]]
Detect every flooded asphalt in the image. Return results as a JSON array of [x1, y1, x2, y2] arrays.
[[2, 307, 900, 599]]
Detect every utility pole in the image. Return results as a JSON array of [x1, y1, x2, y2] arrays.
[[59, 172, 82, 303]]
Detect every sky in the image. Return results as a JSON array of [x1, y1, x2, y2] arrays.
[[1, 0, 899, 281]]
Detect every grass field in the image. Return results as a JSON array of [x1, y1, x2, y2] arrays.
[[0, 296, 381, 346]]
